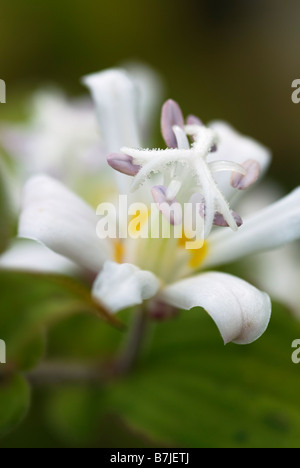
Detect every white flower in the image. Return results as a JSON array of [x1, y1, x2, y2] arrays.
[[0, 90, 104, 274], [235, 183, 300, 318], [1, 89, 102, 180], [17, 68, 300, 345], [0, 238, 79, 275], [1, 63, 162, 201], [249, 244, 300, 318], [0, 64, 162, 274], [119, 101, 269, 237]]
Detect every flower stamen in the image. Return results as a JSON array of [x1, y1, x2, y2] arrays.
[[108, 99, 260, 238], [231, 159, 261, 190]]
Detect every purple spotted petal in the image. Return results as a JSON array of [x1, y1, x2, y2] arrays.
[[161, 99, 185, 148]]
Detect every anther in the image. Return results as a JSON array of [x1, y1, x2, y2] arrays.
[[107, 152, 141, 176], [152, 185, 182, 225], [161, 99, 185, 148], [231, 159, 261, 190]]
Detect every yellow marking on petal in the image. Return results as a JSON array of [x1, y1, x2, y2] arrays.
[[178, 234, 186, 249], [178, 231, 209, 269], [188, 241, 209, 269], [114, 241, 125, 264], [128, 208, 150, 239]]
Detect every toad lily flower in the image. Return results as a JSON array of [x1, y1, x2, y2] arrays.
[[0, 90, 101, 183], [18, 69, 300, 345], [116, 100, 264, 238], [0, 89, 104, 274], [0, 63, 162, 203], [0, 65, 162, 273], [236, 183, 300, 318]]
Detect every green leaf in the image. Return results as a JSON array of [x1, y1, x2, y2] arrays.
[[0, 270, 121, 371], [45, 385, 107, 446], [107, 302, 300, 448], [47, 313, 123, 361], [0, 374, 30, 438], [16, 334, 46, 372], [44, 385, 158, 448]]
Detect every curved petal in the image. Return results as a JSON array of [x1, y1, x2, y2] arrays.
[[246, 244, 300, 318], [205, 187, 300, 268], [0, 239, 80, 274], [208, 121, 271, 200], [19, 175, 113, 273], [82, 68, 142, 194], [160, 272, 271, 344], [122, 61, 165, 141], [92, 261, 161, 314], [82, 69, 141, 153]]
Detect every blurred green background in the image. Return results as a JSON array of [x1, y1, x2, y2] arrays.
[[0, 0, 300, 448], [1, 0, 300, 188]]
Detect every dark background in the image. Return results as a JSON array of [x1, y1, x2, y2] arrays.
[[0, 0, 300, 448], [0, 0, 299, 189]]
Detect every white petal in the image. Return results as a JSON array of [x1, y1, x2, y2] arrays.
[[208, 121, 271, 200], [234, 182, 300, 316], [122, 62, 165, 141], [205, 187, 300, 268], [82, 68, 142, 194], [0, 239, 79, 274], [235, 180, 285, 217], [92, 261, 160, 314], [160, 272, 271, 344], [82, 69, 141, 153], [19, 175, 113, 273], [1, 90, 101, 178], [247, 243, 300, 318]]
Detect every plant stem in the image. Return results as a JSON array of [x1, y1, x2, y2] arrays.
[[26, 362, 103, 385], [112, 307, 149, 377], [18, 307, 149, 386]]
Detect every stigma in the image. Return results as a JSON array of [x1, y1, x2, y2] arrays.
[[107, 99, 261, 238]]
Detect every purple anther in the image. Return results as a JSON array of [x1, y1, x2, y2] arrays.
[[161, 99, 185, 148], [151, 185, 182, 226], [186, 114, 203, 126], [213, 211, 243, 228], [198, 201, 243, 228], [231, 159, 261, 190], [152, 185, 169, 204], [186, 114, 216, 148], [107, 153, 141, 176]]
